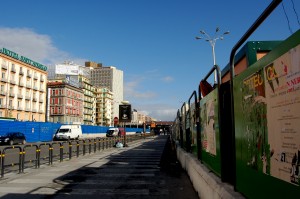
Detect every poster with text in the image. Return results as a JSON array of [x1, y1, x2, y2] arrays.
[[266, 45, 300, 186]]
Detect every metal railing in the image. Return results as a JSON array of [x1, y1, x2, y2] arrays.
[[0, 133, 154, 178]]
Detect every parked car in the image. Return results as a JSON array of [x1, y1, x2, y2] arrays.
[[0, 132, 26, 145]]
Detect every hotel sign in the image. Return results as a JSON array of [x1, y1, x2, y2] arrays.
[[0, 48, 47, 71]]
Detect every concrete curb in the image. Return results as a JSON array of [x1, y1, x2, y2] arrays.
[[176, 146, 245, 199]]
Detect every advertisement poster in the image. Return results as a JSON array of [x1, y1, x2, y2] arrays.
[[200, 90, 217, 156], [266, 45, 300, 185], [241, 44, 300, 185]]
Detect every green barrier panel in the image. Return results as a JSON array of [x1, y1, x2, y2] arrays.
[[233, 30, 300, 198]]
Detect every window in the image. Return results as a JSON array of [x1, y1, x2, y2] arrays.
[[26, 101, 30, 109], [0, 98, 2, 106], [11, 73, 15, 81]]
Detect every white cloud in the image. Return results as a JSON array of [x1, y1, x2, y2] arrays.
[[134, 103, 177, 121], [0, 27, 71, 65], [161, 76, 174, 82], [124, 80, 157, 99]]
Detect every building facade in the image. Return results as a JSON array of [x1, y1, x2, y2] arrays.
[[79, 76, 96, 125], [95, 87, 113, 126], [47, 81, 83, 124], [0, 48, 47, 121]]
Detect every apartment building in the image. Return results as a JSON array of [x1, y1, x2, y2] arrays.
[[95, 87, 113, 126], [80, 75, 96, 125], [87, 61, 123, 119], [47, 81, 83, 124], [0, 48, 47, 121]]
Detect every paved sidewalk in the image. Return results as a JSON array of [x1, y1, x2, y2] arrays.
[[0, 136, 199, 199]]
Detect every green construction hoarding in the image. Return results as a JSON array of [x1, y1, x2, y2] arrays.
[[233, 30, 300, 198]]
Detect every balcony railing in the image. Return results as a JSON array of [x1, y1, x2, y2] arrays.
[[1, 64, 8, 70], [25, 95, 31, 100], [11, 67, 16, 73], [1, 77, 8, 82]]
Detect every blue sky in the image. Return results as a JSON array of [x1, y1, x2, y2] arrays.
[[1, 0, 299, 121]]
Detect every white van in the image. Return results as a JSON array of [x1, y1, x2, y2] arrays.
[[106, 127, 120, 137], [54, 124, 82, 141]]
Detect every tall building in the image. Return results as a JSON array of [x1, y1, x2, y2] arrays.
[[87, 61, 123, 119], [47, 81, 83, 124], [0, 48, 47, 121]]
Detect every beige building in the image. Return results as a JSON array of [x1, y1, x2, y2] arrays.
[[80, 75, 96, 125], [95, 87, 113, 126], [0, 48, 47, 121]]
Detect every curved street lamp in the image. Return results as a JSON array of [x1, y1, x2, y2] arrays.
[[196, 27, 230, 83]]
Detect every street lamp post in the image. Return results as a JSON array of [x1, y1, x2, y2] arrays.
[[196, 27, 230, 83]]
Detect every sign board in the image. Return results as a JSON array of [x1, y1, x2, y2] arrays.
[[151, 122, 156, 128], [119, 104, 131, 122]]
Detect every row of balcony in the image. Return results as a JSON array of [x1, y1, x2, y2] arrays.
[[1, 65, 45, 81], [1, 78, 45, 92], [1, 93, 44, 103], [50, 112, 80, 116], [0, 104, 44, 113]]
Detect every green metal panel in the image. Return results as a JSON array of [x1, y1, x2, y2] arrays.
[[200, 88, 221, 176], [233, 30, 300, 198], [221, 41, 282, 77]]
